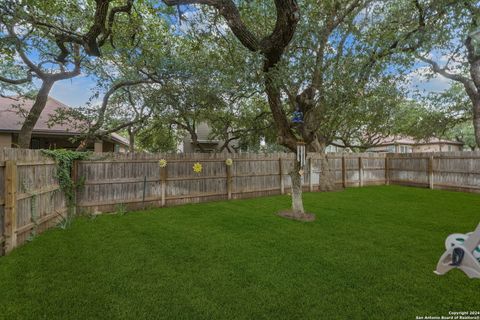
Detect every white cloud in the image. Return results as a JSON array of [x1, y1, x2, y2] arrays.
[[406, 66, 453, 95]]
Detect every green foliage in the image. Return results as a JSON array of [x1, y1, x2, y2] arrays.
[[136, 120, 180, 152], [0, 187, 480, 318], [114, 203, 127, 216], [445, 122, 477, 150], [393, 84, 473, 141], [41, 149, 90, 218], [2, 0, 474, 153]]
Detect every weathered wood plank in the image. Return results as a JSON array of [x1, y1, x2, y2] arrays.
[[4, 161, 17, 253], [17, 185, 61, 200], [15, 210, 66, 235], [70, 151, 480, 214]]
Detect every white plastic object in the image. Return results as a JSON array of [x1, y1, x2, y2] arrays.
[[434, 223, 480, 279]]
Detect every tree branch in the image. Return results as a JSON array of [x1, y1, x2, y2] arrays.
[[417, 55, 470, 84], [0, 72, 32, 85], [417, 55, 478, 98], [163, 0, 300, 151], [94, 79, 153, 131], [163, 0, 260, 51], [4, 23, 45, 77], [22, 0, 134, 58]]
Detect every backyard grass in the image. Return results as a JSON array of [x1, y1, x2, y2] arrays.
[[1, 185, 480, 319]]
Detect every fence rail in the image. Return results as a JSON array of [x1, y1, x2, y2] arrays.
[[0, 149, 67, 256], [74, 151, 480, 214], [1, 149, 480, 255]]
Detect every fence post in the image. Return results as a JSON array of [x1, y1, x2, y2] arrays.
[[279, 158, 284, 194], [4, 160, 17, 253], [358, 156, 363, 187], [428, 155, 434, 189], [385, 155, 389, 185], [226, 162, 232, 200], [341, 156, 346, 188], [160, 166, 167, 207], [308, 157, 313, 192]]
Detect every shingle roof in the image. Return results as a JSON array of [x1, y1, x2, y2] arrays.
[[0, 96, 129, 146], [376, 135, 463, 146]]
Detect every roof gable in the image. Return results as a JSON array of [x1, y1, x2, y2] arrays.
[[0, 96, 129, 146]]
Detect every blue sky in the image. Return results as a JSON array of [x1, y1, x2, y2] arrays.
[[49, 68, 453, 107], [32, 3, 456, 108], [49, 75, 98, 107]]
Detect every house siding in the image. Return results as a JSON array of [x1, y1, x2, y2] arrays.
[[182, 122, 238, 153], [413, 144, 462, 153], [196, 122, 211, 140], [0, 133, 12, 148]]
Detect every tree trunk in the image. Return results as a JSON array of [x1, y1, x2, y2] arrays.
[[289, 160, 305, 214], [17, 80, 54, 148], [310, 138, 335, 191], [190, 132, 206, 152], [128, 128, 135, 153], [474, 99, 480, 149], [76, 140, 88, 152], [263, 68, 307, 214]]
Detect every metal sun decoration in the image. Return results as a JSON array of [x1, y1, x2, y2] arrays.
[[292, 107, 306, 169], [193, 162, 202, 173], [159, 159, 167, 168]]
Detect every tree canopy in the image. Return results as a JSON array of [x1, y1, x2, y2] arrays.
[[1, 0, 478, 214]]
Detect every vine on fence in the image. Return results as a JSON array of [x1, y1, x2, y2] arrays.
[[41, 149, 90, 220]]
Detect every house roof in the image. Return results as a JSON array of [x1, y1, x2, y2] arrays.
[[0, 96, 129, 146], [375, 135, 463, 146]]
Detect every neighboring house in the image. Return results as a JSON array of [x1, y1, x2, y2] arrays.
[[182, 122, 238, 153], [0, 96, 129, 152], [183, 125, 464, 154], [367, 136, 464, 153], [325, 140, 349, 153]]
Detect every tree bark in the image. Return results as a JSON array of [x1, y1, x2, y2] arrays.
[[309, 138, 335, 191], [5, 22, 82, 149], [264, 72, 297, 151], [474, 99, 480, 148], [289, 160, 305, 214], [190, 132, 206, 152], [128, 128, 135, 153], [17, 80, 54, 148]]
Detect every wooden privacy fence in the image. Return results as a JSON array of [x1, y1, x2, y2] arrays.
[[387, 152, 480, 192], [74, 151, 480, 214], [0, 149, 66, 255], [1, 149, 480, 255], [75, 153, 388, 213]]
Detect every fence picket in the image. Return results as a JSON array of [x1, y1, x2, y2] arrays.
[[1, 148, 480, 255]]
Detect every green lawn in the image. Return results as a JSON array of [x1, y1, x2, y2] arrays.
[[1, 186, 480, 319]]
